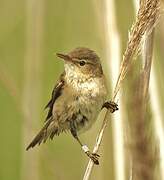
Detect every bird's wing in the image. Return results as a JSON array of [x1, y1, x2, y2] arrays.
[[26, 73, 66, 150], [45, 72, 65, 121]]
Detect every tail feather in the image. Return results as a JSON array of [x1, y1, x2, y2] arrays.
[[26, 120, 58, 151]]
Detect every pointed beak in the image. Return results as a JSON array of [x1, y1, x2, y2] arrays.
[[56, 53, 72, 62]]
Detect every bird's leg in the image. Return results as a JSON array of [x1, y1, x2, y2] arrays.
[[70, 121, 100, 165], [102, 101, 119, 113]]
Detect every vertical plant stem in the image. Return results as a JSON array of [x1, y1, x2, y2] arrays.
[[150, 65, 164, 180], [21, 0, 44, 180], [134, 0, 163, 179], [128, 28, 157, 180], [148, 8, 164, 180], [128, 1, 159, 179], [133, 0, 164, 177], [104, 0, 125, 179], [83, 110, 110, 180], [83, 0, 125, 179]]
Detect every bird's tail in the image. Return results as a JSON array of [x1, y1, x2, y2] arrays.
[[26, 120, 59, 151]]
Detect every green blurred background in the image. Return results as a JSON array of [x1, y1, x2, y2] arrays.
[[0, 0, 163, 180]]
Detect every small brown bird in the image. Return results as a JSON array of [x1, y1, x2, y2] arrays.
[[26, 47, 118, 164]]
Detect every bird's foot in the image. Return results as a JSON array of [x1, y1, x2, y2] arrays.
[[85, 151, 100, 165], [102, 101, 119, 113]]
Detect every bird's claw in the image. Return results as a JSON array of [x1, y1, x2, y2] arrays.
[[86, 151, 100, 165], [103, 101, 119, 113], [109, 101, 119, 113]]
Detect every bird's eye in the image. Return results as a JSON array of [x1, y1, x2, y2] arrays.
[[79, 60, 86, 66]]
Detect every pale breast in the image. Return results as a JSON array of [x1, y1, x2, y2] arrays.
[[68, 76, 108, 132], [64, 63, 108, 132]]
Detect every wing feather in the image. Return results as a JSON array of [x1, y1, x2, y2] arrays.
[[45, 72, 65, 121]]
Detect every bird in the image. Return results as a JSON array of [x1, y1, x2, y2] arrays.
[[26, 47, 118, 164]]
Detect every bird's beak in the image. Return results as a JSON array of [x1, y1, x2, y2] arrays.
[[56, 53, 72, 62]]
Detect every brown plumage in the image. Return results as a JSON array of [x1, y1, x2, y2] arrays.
[[45, 73, 65, 121], [26, 47, 118, 164]]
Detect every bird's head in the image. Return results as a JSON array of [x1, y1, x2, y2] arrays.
[[56, 47, 103, 78]]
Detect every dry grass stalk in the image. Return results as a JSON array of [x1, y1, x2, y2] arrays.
[[21, 0, 44, 180], [128, 73, 158, 180], [83, 110, 111, 180], [83, 0, 160, 179], [150, 66, 164, 180], [127, 22, 158, 180], [128, 0, 160, 179], [113, 0, 160, 101], [103, 0, 125, 179], [126, 27, 159, 179]]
